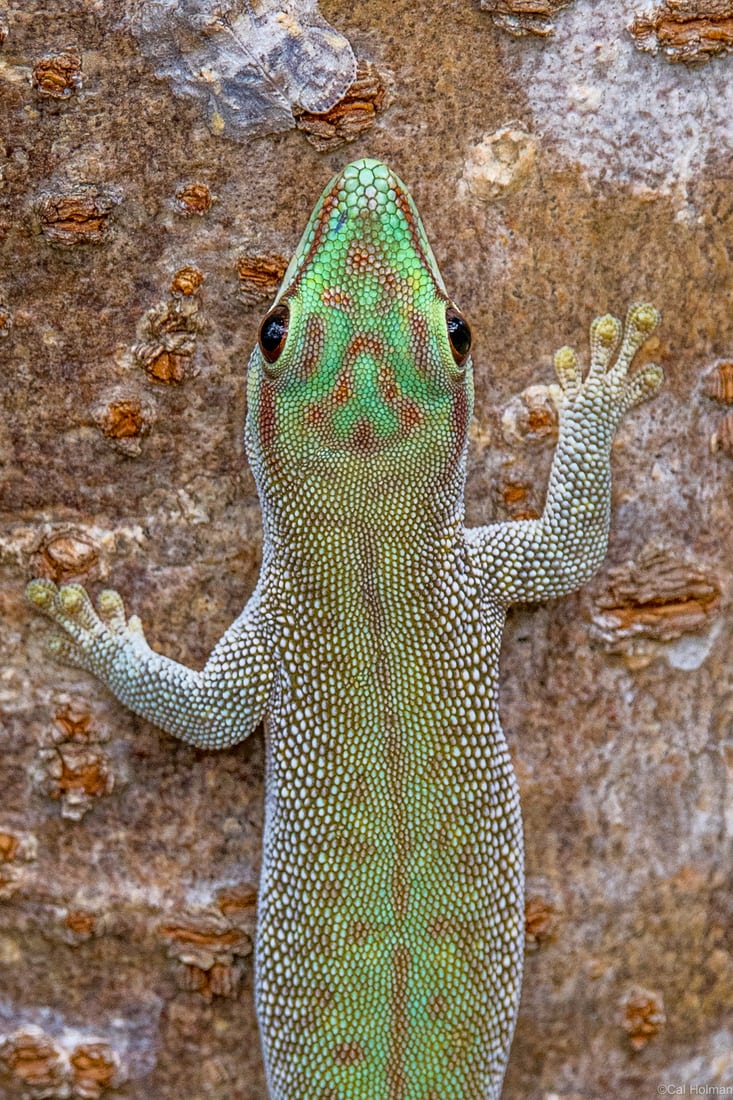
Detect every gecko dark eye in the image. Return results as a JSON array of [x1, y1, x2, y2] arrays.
[[446, 306, 471, 366], [259, 304, 290, 364]]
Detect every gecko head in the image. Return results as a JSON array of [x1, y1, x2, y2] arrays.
[[246, 159, 474, 518]]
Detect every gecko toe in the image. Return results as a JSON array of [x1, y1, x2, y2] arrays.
[[47, 632, 90, 671], [588, 314, 622, 376], [627, 302, 660, 336], [609, 304, 661, 384], [624, 363, 664, 409], [97, 589, 127, 630], [58, 584, 101, 631], [25, 578, 59, 613], [553, 346, 581, 397]]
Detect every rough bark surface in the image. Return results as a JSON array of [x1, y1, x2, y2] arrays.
[[1, 0, 732, 1097]]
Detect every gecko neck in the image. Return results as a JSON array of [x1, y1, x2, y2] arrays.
[[258, 464, 467, 612], [263, 456, 464, 547]]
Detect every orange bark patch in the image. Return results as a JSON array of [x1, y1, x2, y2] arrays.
[[98, 399, 145, 439], [0, 832, 19, 862], [56, 749, 111, 797], [590, 545, 721, 654], [159, 924, 247, 950], [32, 49, 82, 98], [502, 482, 528, 506], [70, 1042, 117, 1097], [65, 910, 97, 936], [525, 894, 559, 946], [2, 1032, 65, 1088], [175, 182, 212, 216], [237, 254, 288, 304], [630, 2, 733, 62], [146, 350, 189, 383], [621, 987, 666, 1049], [216, 885, 258, 916], [38, 189, 115, 245], [481, 0, 573, 36], [293, 60, 387, 151], [703, 360, 733, 403], [34, 533, 99, 583], [170, 266, 204, 296]]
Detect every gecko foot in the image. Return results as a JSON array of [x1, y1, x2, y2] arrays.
[[550, 303, 664, 420], [25, 579, 146, 674]]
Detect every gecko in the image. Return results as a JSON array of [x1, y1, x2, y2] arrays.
[[26, 158, 663, 1100]]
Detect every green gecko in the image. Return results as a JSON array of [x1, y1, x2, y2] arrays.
[[26, 158, 663, 1100]]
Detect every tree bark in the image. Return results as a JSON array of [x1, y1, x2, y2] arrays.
[[1, 0, 732, 1096]]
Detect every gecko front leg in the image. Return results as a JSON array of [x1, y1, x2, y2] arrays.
[[26, 579, 276, 749], [467, 302, 664, 605]]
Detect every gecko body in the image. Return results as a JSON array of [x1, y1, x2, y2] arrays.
[[27, 159, 663, 1100]]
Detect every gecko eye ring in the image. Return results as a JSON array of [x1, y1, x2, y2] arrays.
[[259, 304, 290, 364], [446, 305, 472, 366]]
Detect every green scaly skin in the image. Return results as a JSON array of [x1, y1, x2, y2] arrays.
[[26, 159, 664, 1100]]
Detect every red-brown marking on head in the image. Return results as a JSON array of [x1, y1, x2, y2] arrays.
[[408, 311, 435, 378], [333, 370, 353, 406], [321, 287, 353, 310], [397, 398, 423, 433], [345, 240, 377, 274], [258, 379, 277, 452], [346, 333, 385, 361], [450, 385, 470, 460], [379, 363, 399, 403], [297, 314, 326, 381], [351, 419, 378, 453]]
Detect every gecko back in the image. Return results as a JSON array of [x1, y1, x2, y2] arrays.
[[246, 159, 523, 1100]]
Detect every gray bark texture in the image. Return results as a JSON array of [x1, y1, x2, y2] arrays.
[[1, 0, 732, 1097]]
